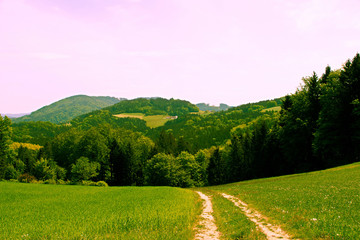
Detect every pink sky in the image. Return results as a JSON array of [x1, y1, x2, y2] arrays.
[[1, 0, 360, 113]]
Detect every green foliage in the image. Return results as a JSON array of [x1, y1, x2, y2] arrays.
[[150, 98, 282, 151], [4, 164, 21, 180], [32, 158, 62, 181], [18, 173, 36, 183], [96, 181, 108, 187], [13, 95, 121, 124], [71, 157, 100, 182], [207, 148, 227, 185], [12, 121, 69, 145], [144, 153, 179, 186], [0, 115, 13, 179]]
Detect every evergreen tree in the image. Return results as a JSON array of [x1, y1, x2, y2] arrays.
[[207, 148, 226, 185]]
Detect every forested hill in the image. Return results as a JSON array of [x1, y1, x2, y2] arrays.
[[149, 98, 283, 150], [13, 95, 122, 124], [103, 97, 199, 116], [70, 97, 199, 129]]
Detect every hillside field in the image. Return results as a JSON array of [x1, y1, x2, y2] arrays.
[[113, 113, 176, 128], [203, 162, 360, 239], [0, 183, 200, 240]]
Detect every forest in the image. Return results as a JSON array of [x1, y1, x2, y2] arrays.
[[1, 53, 359, 187]]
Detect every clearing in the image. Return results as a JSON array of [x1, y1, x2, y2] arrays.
[[113, 113, 176, 128]]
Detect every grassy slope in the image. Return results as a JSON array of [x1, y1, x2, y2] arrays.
[[0, 183, 200, 240], [114, 113, 174, 128], [204, 162, 360, 239]]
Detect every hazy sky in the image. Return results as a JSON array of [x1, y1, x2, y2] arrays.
[[1, 0, 360, 113]]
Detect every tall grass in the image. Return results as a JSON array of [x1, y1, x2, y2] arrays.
[[206, 162, 360, 239], [0, 182, 200, 239]]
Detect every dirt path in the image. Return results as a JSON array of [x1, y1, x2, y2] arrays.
[[194, 191, 221, 240], [221, 193, 293, 240]]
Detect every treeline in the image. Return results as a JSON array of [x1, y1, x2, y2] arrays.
[[0, 122, 210, 187], [1, 54, 359, 187], [212, 53, 360, 184]]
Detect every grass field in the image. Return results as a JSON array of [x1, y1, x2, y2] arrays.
[[0, 183, 200, 240], [113, 113, 174, 128], [205, 162, 360, 239]]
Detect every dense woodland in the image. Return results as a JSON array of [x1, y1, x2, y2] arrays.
[[1, 53, 359, 187]]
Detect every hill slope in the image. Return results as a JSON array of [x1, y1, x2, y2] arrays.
[[13, 95, 122, 124], [70, 97, 199, 129], [205, 162, 360, 239]]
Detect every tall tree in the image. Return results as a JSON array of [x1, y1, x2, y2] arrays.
[[0, 116, 12, 179], [207, 148, 227, 185]]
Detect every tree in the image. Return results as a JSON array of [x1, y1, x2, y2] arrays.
[[0, 115, 12, 179], [144, 153, 180, 186], [71, 157, 100, 182], [33, 158, 56, 180], [207, 148, 227, 185], [75, 128, 110, 181]]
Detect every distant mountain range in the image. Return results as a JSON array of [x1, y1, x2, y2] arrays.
[[12, 95, 124, 124], [1, 113, 29, 118], [196, 103, 232, 112]]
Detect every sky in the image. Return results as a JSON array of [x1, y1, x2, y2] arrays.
[[1, 0, 360, 113]]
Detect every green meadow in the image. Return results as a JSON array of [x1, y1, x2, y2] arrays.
[[205, 162, 360, 239], [113, 113, 174, 128], [0, 182, 200, 240]]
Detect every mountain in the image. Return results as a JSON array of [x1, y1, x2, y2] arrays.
[[1, 113, 29, 118], [196, 103, 232, 112], [13, 95, 123, 124]]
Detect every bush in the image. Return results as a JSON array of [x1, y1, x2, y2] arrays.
[[33, 158, 55, 181], [31, 180, 44, 184], [44, 179, 57, 184], [4, 165, 20, 180], [96, 181, 108, 187], [57, 179, 70, 185], [18, 173, 36, 183]]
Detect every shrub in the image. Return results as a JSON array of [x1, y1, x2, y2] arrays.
[[31, 180, 44, 184], [96, 181, 108, 187], [44, 179, 57, 184], [18, 173, 36, 183], [33, 158, 55, 181], [4, 164, 20, 180], [57, 179, 70, 185]]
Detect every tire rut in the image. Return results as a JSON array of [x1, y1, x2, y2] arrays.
[[194, 191, 221, 240], [221, 193, 294, 240]]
